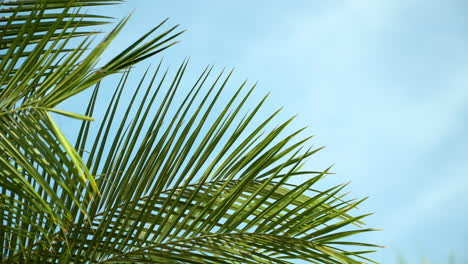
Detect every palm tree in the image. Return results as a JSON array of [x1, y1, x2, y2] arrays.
[[0, 1, 380, 263]]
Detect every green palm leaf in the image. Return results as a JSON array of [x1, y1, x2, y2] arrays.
[[0, 0, 183, 110], [0, 1, 380, 263], [0, 0, 182, 257], [4, 62, 378, 263]]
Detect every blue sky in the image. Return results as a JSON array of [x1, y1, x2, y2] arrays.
[[66, 0, 468, 262]]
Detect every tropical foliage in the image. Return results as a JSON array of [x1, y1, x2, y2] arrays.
[[0, 1, 380, 263]]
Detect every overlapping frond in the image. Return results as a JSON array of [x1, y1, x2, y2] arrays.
[[0, 1, 380, 263], [0, 0, 182, 258], [0, 0, 183, 110], [3, 61, 380, 263]]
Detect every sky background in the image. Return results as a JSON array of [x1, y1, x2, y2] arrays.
[[65, 0, 468, 262]]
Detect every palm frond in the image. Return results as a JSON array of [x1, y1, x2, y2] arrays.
[[0, 0, 182, 258], [2, 61, 380, 263], [0, 0, 120, 50], [0, 0, 183, 111], [0, 1, 380, 263]]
